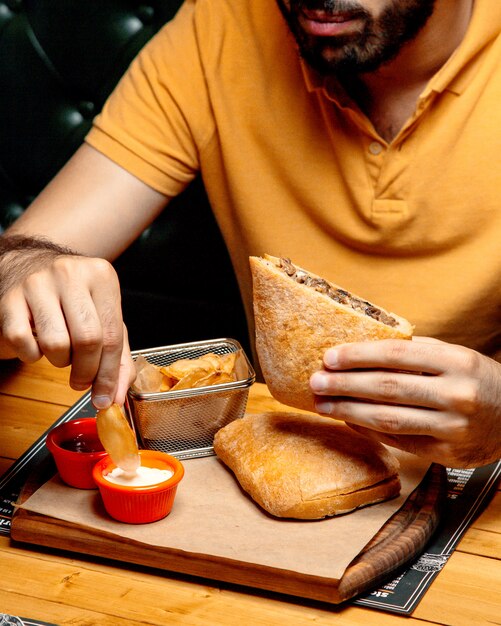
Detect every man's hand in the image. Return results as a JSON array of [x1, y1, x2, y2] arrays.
[[0, 246, 136, 408], [0, 143, 168, 409], [309, 337, 501, 468]]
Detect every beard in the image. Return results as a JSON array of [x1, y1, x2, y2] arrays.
[[276, 0, 436, 75]]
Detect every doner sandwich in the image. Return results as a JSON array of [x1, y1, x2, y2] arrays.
[[214, 412, 401, 519], [250, 254, 414, 412]]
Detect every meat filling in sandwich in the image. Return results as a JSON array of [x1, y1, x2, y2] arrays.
[[278, 257, 399, 328]]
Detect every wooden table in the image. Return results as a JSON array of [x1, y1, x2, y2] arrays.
[[0, 358, 499, 625]]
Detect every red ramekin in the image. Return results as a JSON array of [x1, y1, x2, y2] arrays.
[[46, 418, 108, 489]]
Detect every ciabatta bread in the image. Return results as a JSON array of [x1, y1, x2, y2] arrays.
[[213, 412, 401, 519], [250, 255, 414, 412]]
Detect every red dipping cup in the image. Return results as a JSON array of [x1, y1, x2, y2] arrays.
[[92, 450, 184, 524], [46, 418, 108, 489]]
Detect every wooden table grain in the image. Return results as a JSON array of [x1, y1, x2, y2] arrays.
[[0, 358, 499, 626]]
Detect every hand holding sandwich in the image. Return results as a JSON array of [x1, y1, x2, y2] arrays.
[[250, 254, 500, 470], [310, 337, 501, 469]]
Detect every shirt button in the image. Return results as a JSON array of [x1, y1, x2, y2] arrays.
[[369, 141, 384, 155]]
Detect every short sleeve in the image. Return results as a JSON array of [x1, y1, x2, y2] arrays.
[[85, 0, 214, 197]]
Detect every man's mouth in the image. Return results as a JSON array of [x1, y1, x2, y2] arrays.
[[298, 9, 364, 36]]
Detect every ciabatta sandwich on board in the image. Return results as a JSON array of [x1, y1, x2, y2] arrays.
[[213, 411, 401, 519]]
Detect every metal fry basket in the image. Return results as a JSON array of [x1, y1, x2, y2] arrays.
[[126, 338, 255, 459]]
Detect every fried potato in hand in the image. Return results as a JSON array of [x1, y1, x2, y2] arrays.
[[96, 403, 140, 473]]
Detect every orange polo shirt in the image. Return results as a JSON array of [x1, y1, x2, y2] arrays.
[[86, 0, 501, 361]]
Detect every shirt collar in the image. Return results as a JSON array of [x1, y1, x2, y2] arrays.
[[426, 0, 501, 96]]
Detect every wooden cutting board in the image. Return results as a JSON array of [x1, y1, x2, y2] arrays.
[[11, 461, 445, 604], [10, 385, 446, 604]]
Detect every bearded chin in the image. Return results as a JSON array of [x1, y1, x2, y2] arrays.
[[278, 0, 436, 76], [281, 4, 386, 75], [298, 34, 391, 75]]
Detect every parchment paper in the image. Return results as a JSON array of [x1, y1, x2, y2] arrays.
[[18, 451, 429, 580]]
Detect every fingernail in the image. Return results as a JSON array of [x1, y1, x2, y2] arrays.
[[310, 372, 328, 392], [315, 400, 333, 415], [72, 383, 90, 391], [324, 349, 339, 368], [93, 395, 112, 410]]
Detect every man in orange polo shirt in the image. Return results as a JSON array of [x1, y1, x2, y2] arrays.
[[0, 0, 499, 468]]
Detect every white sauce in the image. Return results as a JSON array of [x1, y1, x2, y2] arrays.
[[104, 465, 173, 487]]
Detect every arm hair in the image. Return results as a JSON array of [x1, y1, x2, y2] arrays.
[[0, 234, 79, 299]]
